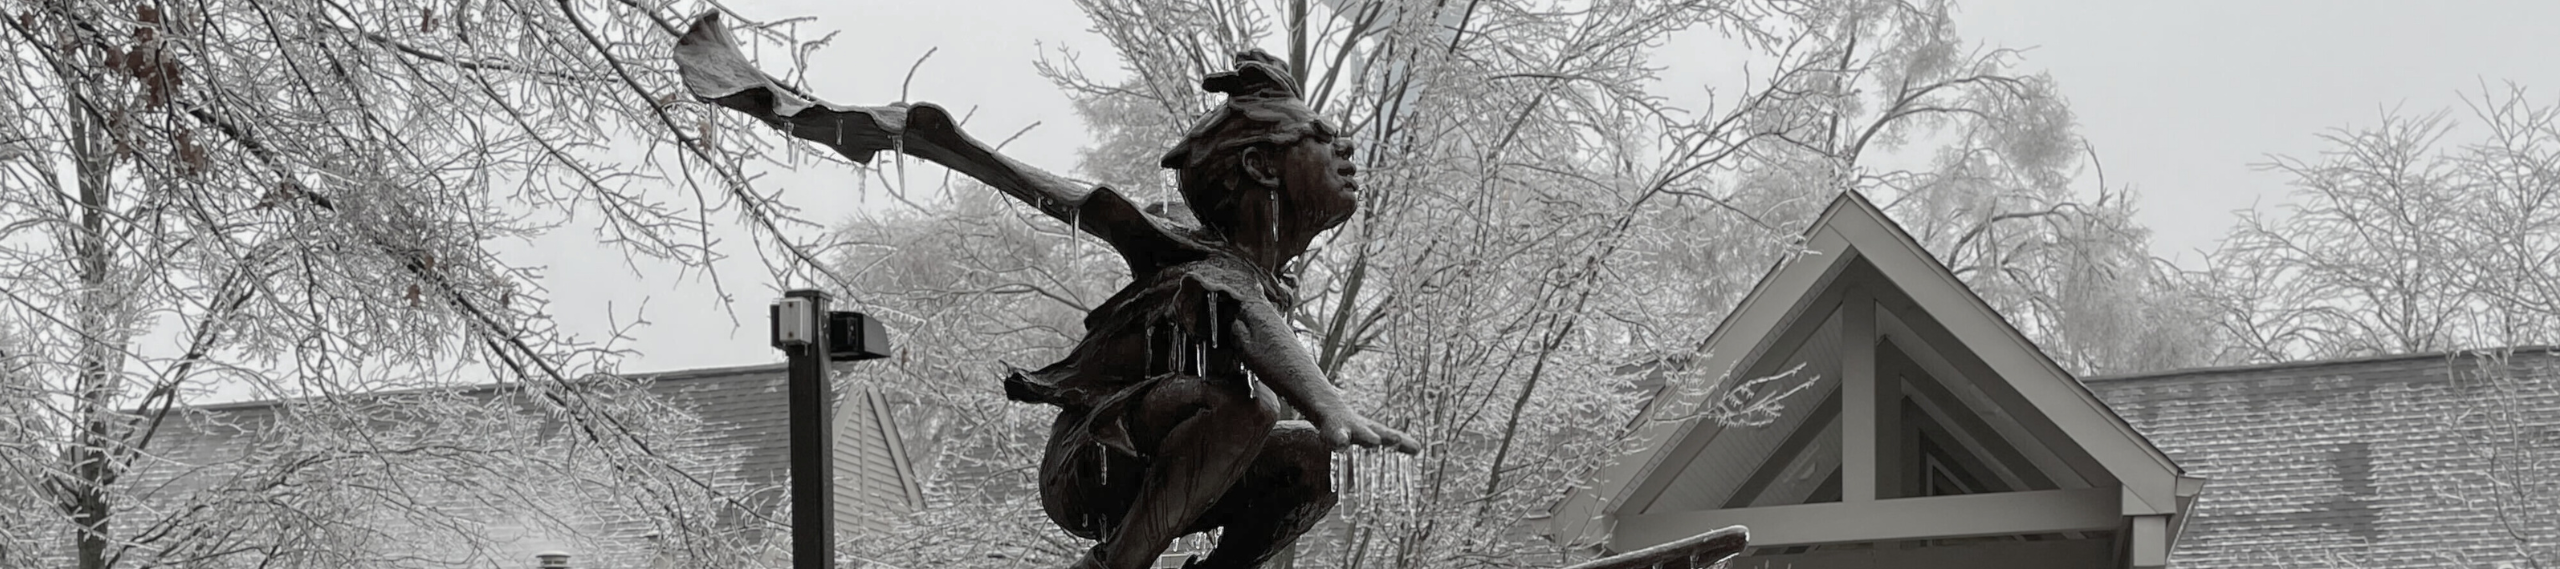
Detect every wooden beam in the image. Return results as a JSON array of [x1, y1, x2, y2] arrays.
[[1874, 302, 2099, 490], [1840, 287, 1882, 502], [2128, 514, 2170, 568], [1614, 487, 2123, 550], [1904, 398, 2005, 494], [1738, 537, 2114, 569], [1884, 338, 2057, 492], [1876, 319, 1904, 500]]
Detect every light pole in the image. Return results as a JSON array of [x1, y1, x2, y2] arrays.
[[770, 289, 891, 569]]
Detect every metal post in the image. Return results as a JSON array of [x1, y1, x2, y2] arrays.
[[774, 289, 836, 569]]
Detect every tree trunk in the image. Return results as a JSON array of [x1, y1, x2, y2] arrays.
[[66, 84, 122, 569]]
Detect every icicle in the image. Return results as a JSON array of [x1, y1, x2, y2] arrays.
[[1401, 453, 1416, 512], [1098, 444, 1109, 484], [1332, 452, 1346, 499], [1208, 298, 1219, 348], [891, 134, 908, 201], [1352, 453, 1362, 497], [837, 119, 862, 205]]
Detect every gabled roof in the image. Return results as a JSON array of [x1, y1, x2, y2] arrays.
[[1549, 191, 2190, 548], [2085, 347, 2560, 568], [839, 383, 926, 532]]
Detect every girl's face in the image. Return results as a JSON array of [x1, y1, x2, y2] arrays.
[[1276, 120, 1360, 234]]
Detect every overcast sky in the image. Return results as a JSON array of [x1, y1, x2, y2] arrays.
[[553, 0, 2560, 375]]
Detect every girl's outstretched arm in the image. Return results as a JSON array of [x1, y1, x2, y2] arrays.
[[675, 14, 1104, 233], [1229, 295, 1420, 454]]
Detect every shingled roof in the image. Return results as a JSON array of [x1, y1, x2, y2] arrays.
[[116, 363, 920, 567], [2085, 347, 2560, 568]]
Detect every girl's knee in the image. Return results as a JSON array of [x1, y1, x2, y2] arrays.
[[1264, 421, 1335, 481], [1143, 376, 1277, 427]]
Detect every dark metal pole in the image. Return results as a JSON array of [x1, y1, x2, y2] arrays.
[[776, 289, 836, 569]]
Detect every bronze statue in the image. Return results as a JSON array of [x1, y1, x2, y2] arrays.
[[673, 13, 1742, 569], [676, 14, 1409, 569]]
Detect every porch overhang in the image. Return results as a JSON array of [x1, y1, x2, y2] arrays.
[[1546, 192, 2200, 568]]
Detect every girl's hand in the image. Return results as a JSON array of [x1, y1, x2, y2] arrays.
[[1312, 410, 1422, 454]]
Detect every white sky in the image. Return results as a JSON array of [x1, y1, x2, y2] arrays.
[[1960, 0, 2560, 261], [550, 0, 2560, 376]]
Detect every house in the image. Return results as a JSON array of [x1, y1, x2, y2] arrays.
[[1544, 190, 2560, 568], [1545, 191, 2201, 568], [117, 363, 922, 568]]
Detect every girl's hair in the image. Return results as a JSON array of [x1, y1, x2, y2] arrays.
[[1157, 50, 1328, 238]]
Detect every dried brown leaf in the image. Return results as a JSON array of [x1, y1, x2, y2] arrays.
[[174, 130, 207, 175]]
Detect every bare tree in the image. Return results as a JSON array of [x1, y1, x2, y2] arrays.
[[821, 0, 2199, 568], [2198, 84, 2560, 362], [2426, 348, 2560, 569], [827, 183, 1111, 568], [0, 0, 844, 566]]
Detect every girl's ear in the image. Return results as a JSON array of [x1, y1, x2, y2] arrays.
[[1238, 146, 1284, 189]]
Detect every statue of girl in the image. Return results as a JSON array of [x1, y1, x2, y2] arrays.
[[677, 19, 1415, 568]]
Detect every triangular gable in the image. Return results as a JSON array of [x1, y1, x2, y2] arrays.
[[1549, 191, 2193, 556], [837, 385, 925, 533], [1706, 346, 2052, 512]]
